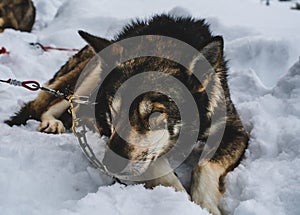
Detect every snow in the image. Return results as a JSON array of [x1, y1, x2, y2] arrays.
[[223, 60, 300, 215], [60, 185, 210, 215], [0, 0, 300, 215]]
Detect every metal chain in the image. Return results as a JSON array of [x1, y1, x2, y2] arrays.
[[9, 79, 22, 86], [68, 95, 113, 177], [0, 78, 69, 98], [40, 86, 67, 100]]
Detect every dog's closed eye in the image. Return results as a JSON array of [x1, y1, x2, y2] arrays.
[[149, 111, 167, 130]]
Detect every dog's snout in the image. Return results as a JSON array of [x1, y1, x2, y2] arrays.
[[102, 149, 129, 174], [102, 132, 130, 174]]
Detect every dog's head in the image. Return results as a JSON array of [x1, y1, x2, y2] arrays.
[[78, 30, 225, 177], [105, 91, 181, 176]]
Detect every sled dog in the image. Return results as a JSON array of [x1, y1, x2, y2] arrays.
[[0, 0, 35, 33], [5, 15, 249, 215]]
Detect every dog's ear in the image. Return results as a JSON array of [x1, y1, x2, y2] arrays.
[[78, 30, 123, 63], [188, 36, 224, 94], [200, 36, 224, 67], [78, 30, 112, 53]]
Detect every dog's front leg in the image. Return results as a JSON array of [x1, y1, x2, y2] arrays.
[[38, 61, 102, 134], [38, 100, 69, 133], [190, 125, 248, 215], [190, 160, 225, 215]]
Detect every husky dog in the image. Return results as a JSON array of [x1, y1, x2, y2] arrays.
[[5, 15, 249, 215], [0, 0, 35, 32]]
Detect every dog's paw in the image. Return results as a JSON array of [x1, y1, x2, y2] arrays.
[[200, 201, 222, 215], [191, 162, 225, 215], [38, 119, 66, 134]]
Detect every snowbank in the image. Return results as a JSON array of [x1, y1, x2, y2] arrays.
[[223, 60, 300, 215], [60, 184, 210, 215]]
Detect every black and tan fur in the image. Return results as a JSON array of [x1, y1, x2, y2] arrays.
[[5, 15, 248, 215], [0, 0, 35, 33]]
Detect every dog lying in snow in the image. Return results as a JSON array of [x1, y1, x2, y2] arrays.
[[0, 0, 35, 33], [5, 15, 249, 215]]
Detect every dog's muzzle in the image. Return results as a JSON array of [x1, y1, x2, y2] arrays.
[[102, 131, 131, 175], [102, 148, 130, 174]]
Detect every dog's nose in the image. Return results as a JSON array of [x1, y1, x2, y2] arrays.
[[102, 148, 129, 174], [102, 131, 130, 174]]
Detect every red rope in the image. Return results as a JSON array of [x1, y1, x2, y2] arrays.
[[21, 80, 40, 91], [0, 79, 40, 91], [0, 78, 67, 99], [33, 43, 80, 52], [41, 45, 80, 52], [0, 47, 10, 55], [1, 44, 80, 55]]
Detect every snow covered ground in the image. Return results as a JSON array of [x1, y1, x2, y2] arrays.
[[0, 0, 299, 214]]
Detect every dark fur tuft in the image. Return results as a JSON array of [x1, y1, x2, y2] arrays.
[[5, 102, 35, 126], [115, 14, 212, 50]]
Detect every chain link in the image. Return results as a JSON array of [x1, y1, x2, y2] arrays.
[[68, 95, 112, 177]]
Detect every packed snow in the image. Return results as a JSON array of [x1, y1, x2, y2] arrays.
[[0, 0, 299, 215]]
